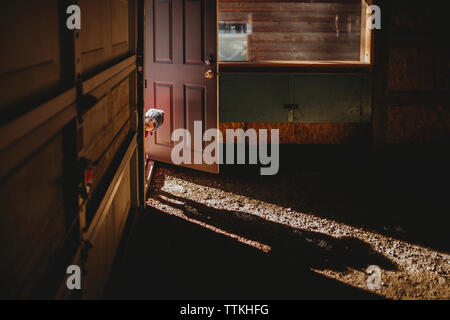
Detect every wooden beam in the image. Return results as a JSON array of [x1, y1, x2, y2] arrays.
[[371, 0, 391, 151], [220, 61, 372, 72]]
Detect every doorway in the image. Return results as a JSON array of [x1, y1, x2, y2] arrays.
[[143, 0, 219, 183]]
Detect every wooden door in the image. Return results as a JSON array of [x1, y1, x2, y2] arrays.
[[144, 0, 219, 174]]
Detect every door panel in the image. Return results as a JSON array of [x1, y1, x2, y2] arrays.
[[145, 0, 218, 173], [154, 82, 174, 147], [153, 0, 173, 63], [0, 0, 62, 119], [79, 0, 131, 76], [84, 158, 133, 299], [0, 133, 67, 298], [185, 85, 206, 149], [184, 0, 204, 65], [0, 0, 140, 299]]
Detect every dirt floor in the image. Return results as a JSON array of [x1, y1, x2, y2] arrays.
[[107, 146, 449, 300]]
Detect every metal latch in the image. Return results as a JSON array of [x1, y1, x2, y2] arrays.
[[284, 104, 299, 123], [77, 157, 96, 201]]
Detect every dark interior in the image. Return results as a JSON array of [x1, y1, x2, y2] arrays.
[[0, 0, 448, 300]]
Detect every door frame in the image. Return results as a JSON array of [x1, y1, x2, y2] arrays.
[[137, 0, 146, 205]]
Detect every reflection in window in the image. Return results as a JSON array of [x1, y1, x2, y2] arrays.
[[218, 0, 371, 63]]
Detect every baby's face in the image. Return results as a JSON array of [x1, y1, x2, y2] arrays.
[[145, 119, 156, 132]]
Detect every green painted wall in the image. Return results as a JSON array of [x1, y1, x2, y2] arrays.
[[219, 73, 372, 124]]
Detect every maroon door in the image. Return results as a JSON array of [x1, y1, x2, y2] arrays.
[[144, 0, 218, 174]]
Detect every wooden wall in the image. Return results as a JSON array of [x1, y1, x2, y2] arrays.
[[219, 72, 372, 144], [382, 0, 449, 145], [218, 0, 362, 61]]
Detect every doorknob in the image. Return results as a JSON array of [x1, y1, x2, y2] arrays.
[[204, 69, 216, 79]]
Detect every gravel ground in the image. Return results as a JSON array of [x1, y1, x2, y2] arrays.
[[146, 160, 449, 300]]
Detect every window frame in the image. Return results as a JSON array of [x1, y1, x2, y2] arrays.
[[218, 0, 374, 72]]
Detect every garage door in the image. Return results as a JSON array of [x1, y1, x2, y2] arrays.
[[0, 0, 142, 299]]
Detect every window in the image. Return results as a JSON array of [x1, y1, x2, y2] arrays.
[[218, 0, 372, 65]]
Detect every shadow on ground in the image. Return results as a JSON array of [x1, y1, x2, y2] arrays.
[[151, 145, 450, 253], [106, 206, 385, 299], [106, 145, 448, 299]]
